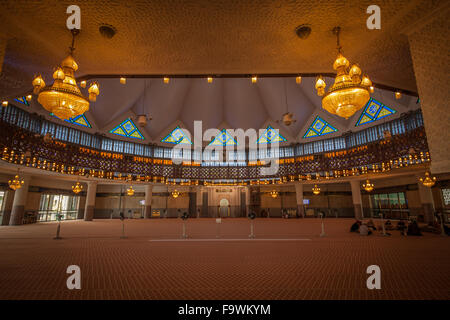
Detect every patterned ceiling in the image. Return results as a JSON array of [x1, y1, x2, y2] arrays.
[[0, 0, 438, 144]]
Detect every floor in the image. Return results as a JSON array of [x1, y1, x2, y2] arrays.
[[0, 218, 449, 300]]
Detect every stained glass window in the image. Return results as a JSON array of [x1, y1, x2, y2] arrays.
[[355, 98, 396, 126], [303, 116, 337, 138], [209, 129, 237, 146], [14, 96, 29, 106], [110, 118, 144, 139], [161, 126, 192, 145], [257, 126, 286, 144]]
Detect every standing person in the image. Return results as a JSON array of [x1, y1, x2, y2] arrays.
[[197, 208, 201, 218]]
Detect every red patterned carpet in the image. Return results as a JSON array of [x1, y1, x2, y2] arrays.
[[0, 218, 449, 300]]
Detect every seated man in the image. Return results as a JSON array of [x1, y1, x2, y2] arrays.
[[359, 223, 372, 236], [350, 220, 361, 232], [367, 219, 377, 231], [407, 221, 422, 236]]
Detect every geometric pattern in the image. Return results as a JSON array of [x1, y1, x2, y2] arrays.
[[110, 118, 145, 139], [257, 126, 286, 144], [65, 114, 91, 128], [161, 126, 192, 145], [14, 96, 29, 106], [355, 98, 396, 126], [209, 129, 237, 146], [303, 116, 338, 138]]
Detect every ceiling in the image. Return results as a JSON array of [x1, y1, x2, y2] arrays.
[[0, 0, 434, 144], [0, 0, 443, 98]]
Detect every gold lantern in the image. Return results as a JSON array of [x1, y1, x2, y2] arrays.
[[315, 27, 371, 119], [312, 184, 321, 195], [171, 190, 180, 198], [362, 179, 374, 192], [126, 185, 135, 196], [32, 29, 100, 120], [72, 181, 83, 194], [8, 174, 24, 190], [419, 171, 436, 187]]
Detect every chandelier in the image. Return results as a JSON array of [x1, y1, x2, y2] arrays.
[[269, 190, 279, 198], [72, 181, 83, 194], [32, 29, 99, 120], [312, 184, 321, 195], [171, 190, 180, 198], [8, 174, 24, 190], [126, 185, 135, 196], [419, 171, 436, 187], [315, 27, 371, 119], [362, 179, 374, 192]]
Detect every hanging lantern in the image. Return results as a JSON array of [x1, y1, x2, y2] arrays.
[[72, 181, 83, 194], [126, 185, 135, 196], [120, 77, 126, 84], [207, 76, 213, 83], [312, 184, 321, 195], [32, 29, 99, 120], [269, 190, 279, 198], [315, 27, 371, 119], [8, 174, 24, 190], [26, 95, 32, 102], [251, 76, 257, 83], [419, 171, 436, 187], [395, 91, 402, 99], [362, 179, 374, 192], [163, 77, 170, 84], [171, 190, 180, 198], [2, 101, 8, 107], [295, 76, 302, 84]]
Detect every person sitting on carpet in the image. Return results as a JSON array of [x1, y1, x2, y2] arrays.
[[359, 223, 372, 236], [367, 219, 377, 231], [350, 220, 361, 232], [407, 220, 422, 236]]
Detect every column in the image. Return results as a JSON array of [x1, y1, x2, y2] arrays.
[[295, 183, 304, 218], [245, 186, 251, 216], [144, 185, 153, 219], [350, 180, 363, 220], [417, 179, 435, 223], [196, 186, 203, 217], [1, 190, 15, 225], [406, 5, 450, 174], [9, 175, 30, 226], [84, 181, 97, 221]]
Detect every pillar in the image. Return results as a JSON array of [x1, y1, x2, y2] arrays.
[[84, 181, 97, 221], [417, 180, 435, 223], [9, 175, 30, 225], [350, 180, 363, 220], [295, 183, 304, 218], [144, 185, 153, 219], [1, 190, 15, 225], [196, 187, 203, 217], [245, 186, 251, 216], [406, 5, 450, 174]]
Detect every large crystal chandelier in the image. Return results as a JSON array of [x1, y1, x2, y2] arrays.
[[171, 190, 180, 198], [270, 190, 279, 198], [315, 27, 372, 119], [32, 29, 99, 120]]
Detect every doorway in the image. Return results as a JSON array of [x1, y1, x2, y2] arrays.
[[219, 198, 230, 217]]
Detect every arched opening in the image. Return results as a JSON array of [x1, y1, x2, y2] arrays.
[[219, 198, 230, 218]]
